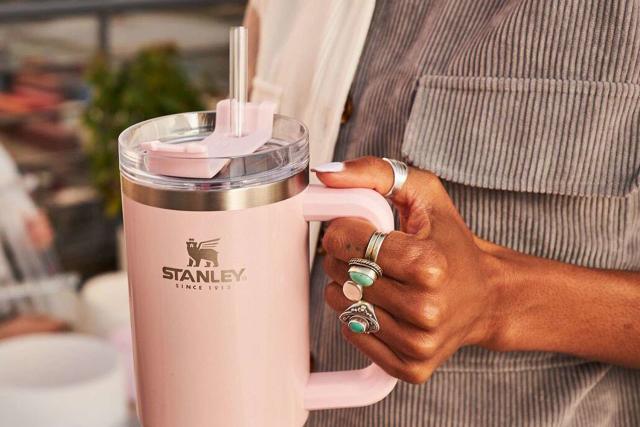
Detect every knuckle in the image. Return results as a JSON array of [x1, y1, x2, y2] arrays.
[[400, 363, 432, 384], [361, 156, 379, 169], [404, 241, 448, 288], [406, 333, 438, 359], [406, 264, 427, 285], [409, 300, 442, 329], [426, 254, 448, 288], [420, 303, 442, 328]]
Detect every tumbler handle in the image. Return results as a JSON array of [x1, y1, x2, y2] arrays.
[[302, 184, 398, 410]]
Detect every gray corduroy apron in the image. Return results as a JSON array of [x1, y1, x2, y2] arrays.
[[307, 1, 640, 425]]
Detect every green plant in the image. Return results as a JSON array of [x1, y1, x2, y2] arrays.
[[83, 45, 205, 217]]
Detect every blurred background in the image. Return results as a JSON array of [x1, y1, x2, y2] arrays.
[[0, 1, 244, 425]]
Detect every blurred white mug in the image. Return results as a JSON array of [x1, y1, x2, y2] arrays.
[[80, 270, 136, 401], [0, 333, 127, 427], [80, 271, 130, 337]]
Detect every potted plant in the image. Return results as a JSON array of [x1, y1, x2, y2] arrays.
[[83, 45, 205, 267]]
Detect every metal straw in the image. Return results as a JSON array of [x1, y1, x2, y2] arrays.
[[229, 26, 248, 137]]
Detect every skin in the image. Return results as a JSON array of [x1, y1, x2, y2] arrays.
[[316, 156, 640, 384], [24, 210, 54, 250], [0, 315, 68, 340]]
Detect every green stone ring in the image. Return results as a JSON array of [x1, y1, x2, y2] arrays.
[[348, 258, 382, 287], [349, 268, 376, 286], [339, 301, 380, 334], [348, 319, 367, 333]]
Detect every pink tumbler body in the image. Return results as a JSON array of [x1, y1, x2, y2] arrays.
[[123, 192, 311, 426], [119, 111, 396, 427], [123, 182, 398, 426]]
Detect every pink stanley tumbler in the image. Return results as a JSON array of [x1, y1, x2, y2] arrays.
[[119, 111, 397, 426]]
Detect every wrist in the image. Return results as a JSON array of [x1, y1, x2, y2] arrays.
[[476, 246, 521, 352]]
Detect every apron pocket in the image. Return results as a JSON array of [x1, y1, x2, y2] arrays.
[[402, 75, 640, 197]]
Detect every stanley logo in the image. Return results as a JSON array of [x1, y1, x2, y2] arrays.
[[187, 238, 219, 267], [162, 238, 246, 290]]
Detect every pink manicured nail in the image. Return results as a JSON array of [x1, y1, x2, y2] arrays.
[[311, 162, 344, 173]]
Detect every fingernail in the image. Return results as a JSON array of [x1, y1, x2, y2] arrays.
[[311, 162, 344, 173]]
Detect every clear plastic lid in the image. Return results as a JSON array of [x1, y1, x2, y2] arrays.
[[118, 111, 309, 191]]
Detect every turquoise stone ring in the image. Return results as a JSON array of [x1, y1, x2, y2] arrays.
[[340, 261, 383, 334], [339, 301, 380, 334], [348, 258, 382, 287], [348, 319, 367, 333], [349, 269, 375, 287]]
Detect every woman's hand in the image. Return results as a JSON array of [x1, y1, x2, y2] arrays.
[[315, 157, 504, 383]]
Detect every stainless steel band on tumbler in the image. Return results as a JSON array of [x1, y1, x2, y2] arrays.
[[382, 157, 409, 197], [121, 170, 308, 211]]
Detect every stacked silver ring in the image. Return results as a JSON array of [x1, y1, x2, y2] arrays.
[[340, 225, 390, 334], [365, 231, 387, 263], [382, 157, 409, 197], [342, 231, 388, 302]]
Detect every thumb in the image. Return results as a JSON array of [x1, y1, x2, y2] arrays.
[[311, 156, 429, 207]]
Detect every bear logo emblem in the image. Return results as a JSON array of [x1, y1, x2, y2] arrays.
[[186, 238, 220, 267]]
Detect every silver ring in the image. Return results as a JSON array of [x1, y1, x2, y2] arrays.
[[339, 301, 380, 334], [348, 258, 383, 276], [342, 280, 363, 302], [364, 231, 387, 263], [348, 258, 382, 287], [382, 158, 409, 198]]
